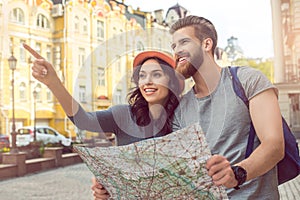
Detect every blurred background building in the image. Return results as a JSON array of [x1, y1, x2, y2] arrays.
[[271, 0, 300, 136]]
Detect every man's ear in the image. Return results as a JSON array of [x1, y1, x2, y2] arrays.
[[203, 38, 213, 51]]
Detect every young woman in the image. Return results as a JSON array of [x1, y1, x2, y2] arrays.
[[24, 44, 183, 199], [68, 51, 183, 145], [24, 43, 182, 146]]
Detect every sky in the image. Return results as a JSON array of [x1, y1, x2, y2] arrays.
[[124, 0, 274, 59]]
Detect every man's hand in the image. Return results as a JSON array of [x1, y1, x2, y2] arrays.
[[206, 155, 238, 188], [91, 177, 110, 200]]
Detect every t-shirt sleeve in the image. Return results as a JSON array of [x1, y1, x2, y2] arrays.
[[68, 105, 118, 133], [237, 66, 278, 100], [172, 108, 181, 131]]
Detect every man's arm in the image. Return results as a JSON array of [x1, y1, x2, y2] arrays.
[[206, 88, 284, 188], [238, 88, 284, 180]]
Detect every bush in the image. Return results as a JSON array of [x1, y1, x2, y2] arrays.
[[0, 147, 10, 153]]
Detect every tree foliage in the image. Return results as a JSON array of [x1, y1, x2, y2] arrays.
[[232, 58, 274, 82]]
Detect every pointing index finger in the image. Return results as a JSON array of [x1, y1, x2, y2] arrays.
[[23, 43, 44, 59]]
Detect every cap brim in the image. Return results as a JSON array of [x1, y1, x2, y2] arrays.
[[133, 51, 175, 69]]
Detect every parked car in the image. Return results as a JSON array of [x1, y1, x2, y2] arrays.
[[0, 133, 10, 148], [16, 126, 72, 147]]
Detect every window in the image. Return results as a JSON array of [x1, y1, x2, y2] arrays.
[[19, 82, 26, 101], [46, 45, 51, 62], [78, 48, 85, 67], [46, 128, 56, 136], [79, 85, 86, 103], [97, 67, 105, 86], [74, 16, 79, 32], [10, 8, 24, 24], [114, 89, 122, 104], [83, 18, 88, 34], [96, 20, 104, 39], [36, 14, 50, 29], [35, 43, 41, 56], [113, 27, 117, 38], [136, 42, 144, 51], [20, 40, 26, 62], [119, 29, 123, 45], [46, 89, 52, 102], [289, 93, 300, 128], [34, 84, 42, 102]]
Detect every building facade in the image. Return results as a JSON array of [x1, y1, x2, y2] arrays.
[[0, 0, 194, 140], [271, 0, 300, 135]]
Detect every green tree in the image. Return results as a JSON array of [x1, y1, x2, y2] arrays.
[[232, 58, 274, 82]]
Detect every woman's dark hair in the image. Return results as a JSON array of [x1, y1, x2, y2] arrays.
[[127, 57, 181, 134]]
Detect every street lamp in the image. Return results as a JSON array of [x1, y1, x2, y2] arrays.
[[33, 89, 38, 141], [8, 52, 18, 153]]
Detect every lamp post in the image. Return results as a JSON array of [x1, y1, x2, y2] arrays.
[[8, 52, 18, 153], [33, 89, 37, 141]]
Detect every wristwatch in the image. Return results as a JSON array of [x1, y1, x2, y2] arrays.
[[231, 165, 247, 190]]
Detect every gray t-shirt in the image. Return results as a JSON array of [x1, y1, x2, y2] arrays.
[[172, 66, 279, 199], [69, 104, 168, 146]]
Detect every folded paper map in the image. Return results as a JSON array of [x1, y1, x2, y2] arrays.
[[75, 123, 228, 199]]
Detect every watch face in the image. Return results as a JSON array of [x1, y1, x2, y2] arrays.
[[233, 166, 247, 186]]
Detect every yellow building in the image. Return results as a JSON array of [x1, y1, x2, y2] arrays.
[[0, 0, 167, 140], [1, 0, 56, 135]]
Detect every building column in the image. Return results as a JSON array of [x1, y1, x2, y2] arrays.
[[271, 0, 285, 83]]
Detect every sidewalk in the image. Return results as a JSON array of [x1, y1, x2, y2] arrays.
[[278, 175, 300, 199], [277, 138, 300, 199], [0, 163, 299, 199]]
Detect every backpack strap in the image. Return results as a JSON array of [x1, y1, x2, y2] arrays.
[[228, 66, 256, 158]]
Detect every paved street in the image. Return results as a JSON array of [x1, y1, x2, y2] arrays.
[[0, 163, 299, 199], [0, 164, 94, 200], [279, 175, 300, 199]]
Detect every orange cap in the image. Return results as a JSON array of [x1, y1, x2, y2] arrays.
[[133, 51, 175, 69]]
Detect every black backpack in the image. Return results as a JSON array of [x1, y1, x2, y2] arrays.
[[229, 66, 300, 185]]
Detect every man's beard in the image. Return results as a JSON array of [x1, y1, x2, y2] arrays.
[[176, 61, 198, 79], [175, 51, 204, 79]]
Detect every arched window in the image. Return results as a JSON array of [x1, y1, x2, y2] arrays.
[[19, 82, 26, 101], [136, 42, 144, 51], [34, 84, 42, 102], [96, 20, 104, 39], [10, 8, 25, 24], [36, 14, 50, 29]]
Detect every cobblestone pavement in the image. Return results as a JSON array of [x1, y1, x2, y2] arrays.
[[279, 175, 300, 200], [278, 139, 300, 199], [0, 163, 299, 199], [0, 163, 94, 200]]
